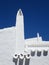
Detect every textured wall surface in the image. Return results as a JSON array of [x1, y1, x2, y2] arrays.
[[0, 27, 16, 65], [0, 27, 49, 65]]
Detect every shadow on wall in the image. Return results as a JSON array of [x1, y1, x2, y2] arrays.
[[31, 50, 48, 57], [25, 59, 30, 65], [13, 58, 30, 65], [43, 50, 48, 56], [13, 58, 18, 65], [13, 50, 48, 65], [19, 59, 23, 65]]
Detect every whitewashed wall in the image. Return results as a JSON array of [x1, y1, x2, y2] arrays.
[[0, 27, 49, 65]]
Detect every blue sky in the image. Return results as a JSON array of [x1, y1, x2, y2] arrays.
[[0, 0, 49, 40]]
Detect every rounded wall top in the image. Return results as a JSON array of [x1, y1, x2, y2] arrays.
[[17, 9, 23, 16]]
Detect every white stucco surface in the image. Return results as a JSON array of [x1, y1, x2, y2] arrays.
[[0, 27, 49, 65]]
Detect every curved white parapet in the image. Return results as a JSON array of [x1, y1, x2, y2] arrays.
[[13, 54, 18, 63], [13, 54, 18, 59], [19, 54, 24, 59], [43, 48, 49, 51], [25, 54, 31, 59]]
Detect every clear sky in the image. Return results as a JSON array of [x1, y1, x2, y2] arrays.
[[0, 0, 49, 40]]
